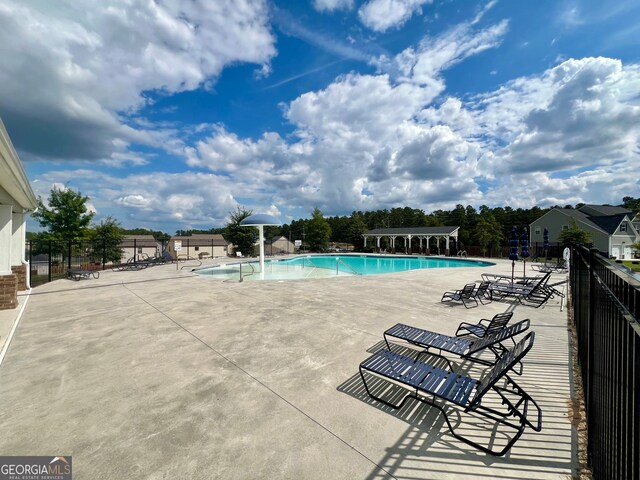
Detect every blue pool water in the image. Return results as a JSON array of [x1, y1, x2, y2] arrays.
[[195, 254, 493, 281], [276, 255, 493, 275]]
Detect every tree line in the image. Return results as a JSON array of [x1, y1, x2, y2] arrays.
[[28, 186, 640, 257]]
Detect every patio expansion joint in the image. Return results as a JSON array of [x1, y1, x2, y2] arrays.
[[121, 283, 400, 480]]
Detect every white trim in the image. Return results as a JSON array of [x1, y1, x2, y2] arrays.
[[0, 118, 38, 210]]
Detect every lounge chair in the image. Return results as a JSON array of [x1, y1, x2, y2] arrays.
[[455, 312, 514, 338], [531, 259, 566, 273], [521, 278, 567, 307], [161, 250, 176, 263], [481, 273, 540, 285], [67, 269, 99, 280], [473, 281, 492, 305], [441, 283, 478, 308], [359, 332, 541, 456], [112, 256, 147, 271], [487, 272, 551, 303], [383, 318, 530, 370]]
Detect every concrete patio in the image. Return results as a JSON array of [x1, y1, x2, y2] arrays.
[[0, 257, 578, 479]]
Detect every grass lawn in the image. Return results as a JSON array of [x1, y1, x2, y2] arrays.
[[620, 259, 640, 272]]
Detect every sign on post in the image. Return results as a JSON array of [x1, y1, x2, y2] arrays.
[[174, 240, 182, 252]]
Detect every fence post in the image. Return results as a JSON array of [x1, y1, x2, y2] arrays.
[[587, 247, 598, 413], [67, 240, 72, 270], [28, 241, 32, 286], [48, 240, 52, 283], [134, 239, 138, 265], [102, 238, 106, 270]]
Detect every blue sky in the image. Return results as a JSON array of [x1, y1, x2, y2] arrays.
[[1, 0, 639, 233]]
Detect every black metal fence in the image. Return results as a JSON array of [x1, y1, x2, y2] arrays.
[[570, 245, 640, 479], [26, 239, 166, 286]]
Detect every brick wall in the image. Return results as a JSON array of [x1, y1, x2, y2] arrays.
[[0, 274, 18, 310], [11, 264, 27, 291]]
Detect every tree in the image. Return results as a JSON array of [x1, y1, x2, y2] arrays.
[[622, 196, 640, 213], [558, 218, 592, 247], [348, 213, 368, 251], [474, 214, 503, 257], [306, 207, 332, 252], [224, 206, 256, 256], [32, 186, 94, 240], [90, 216, 125, 263]]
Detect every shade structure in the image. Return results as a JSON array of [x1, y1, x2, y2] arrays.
[[543, 228, 549, 257], [509, 226, 519, 283], [509, 227, 519, 261], [239, 214, 281, 227], [239, 213, 282, 279], [520, 227, 529, 258], [520, 227, 529, 275]]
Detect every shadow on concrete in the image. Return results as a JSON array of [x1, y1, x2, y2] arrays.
[[338, 339, 576, 479]]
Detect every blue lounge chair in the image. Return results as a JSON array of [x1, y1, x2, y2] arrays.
[[487, 272, 552, 306], [441, 283, 478, 308], [383, 318, 530, 371], [359, 332, 541, 456], [455, 312, 514, 338], [67, 269, 99, 280]]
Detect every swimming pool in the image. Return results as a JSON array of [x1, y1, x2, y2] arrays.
[[194, 254, 494, 281]]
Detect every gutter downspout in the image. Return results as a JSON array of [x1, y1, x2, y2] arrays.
[[24, 207, 37, 289]]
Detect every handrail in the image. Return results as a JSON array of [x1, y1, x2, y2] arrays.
[[336, 258, 361, 275], [179, 256, 202, 269], [239, 261, 255, 282]]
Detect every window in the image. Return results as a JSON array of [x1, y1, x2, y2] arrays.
[[562, 225, 569, 231], [194, 246, 200, 251], [137, 247, 142, 253], [534, 227, 541, 235], [620, 223, 627, 232]]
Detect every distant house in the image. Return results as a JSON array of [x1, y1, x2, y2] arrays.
[[120, 235, 160, 262], [530, 205, 640, 259], [166, 234, 229, 259], [262, 236, 296, 255]]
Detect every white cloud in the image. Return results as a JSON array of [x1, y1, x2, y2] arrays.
[[471, 57, 640, 175], [358, 0, 433, 32], [188, 54, 640, 218], [286, 73, 432, 138], [20, 3, 640, 231], [33, 169, 243, 230], [371, 18, 508, 94], [0, 0, 275, 162], [312, 0, 354, 13]]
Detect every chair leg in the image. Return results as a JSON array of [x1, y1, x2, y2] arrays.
[[415, 349, 455, 371], [360, 369, 540, 457], [478, 294, 492, 305], [359, 368, 419, 409], [462, 297, 478, 308]]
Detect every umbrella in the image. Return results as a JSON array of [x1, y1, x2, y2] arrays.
[[521, 227, 530, 276], [543, 228, 549, 259], [509, 226, 519, 283]]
